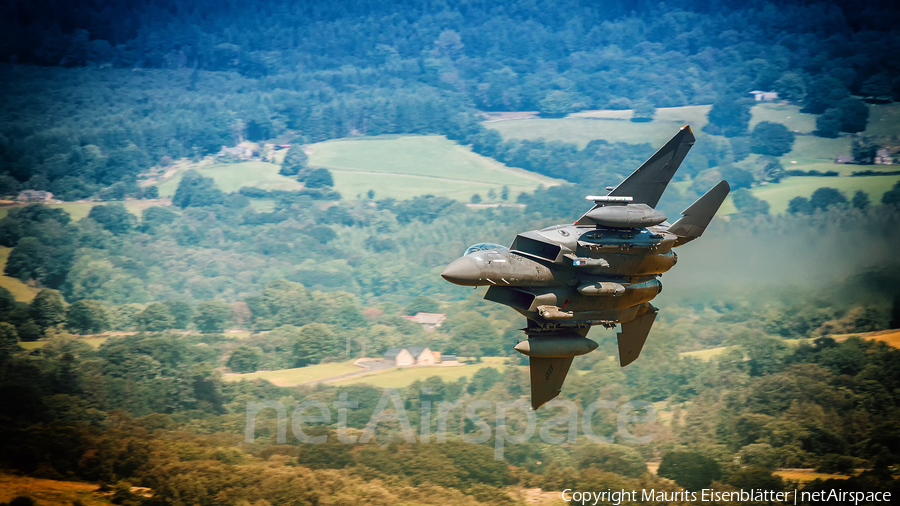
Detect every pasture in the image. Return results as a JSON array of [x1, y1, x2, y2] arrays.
[[679, 346, 734, 362], [832, 329, 900, 349], [307, 135, 564, 201], [0, 473, 113, 506], [19, 337, 108, 350], [221, 361, 362, 386], [328, 362, 509, 388], [155, 161, 303, 197]]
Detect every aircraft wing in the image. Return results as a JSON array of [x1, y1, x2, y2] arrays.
[[608, 125, 696, 208], [668, 179, 730, 246]]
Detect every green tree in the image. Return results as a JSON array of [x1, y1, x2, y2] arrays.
[[88, 203, 137, 235], [0, 322, 18, 344], [66, 300, 110, 334], [802, 76, 848, 114], [17, 321, 42, 342], [0, 286, 15, 319], [403, 296, 440, 316], [303, 168, 334, 188], [574, 445, 648, 478], [881, 181, 900, 206], [287, 323, 342, 366], [658, 451, 723, 490], [30, 289, 66, 332], [836, 97, 869, 133], [814, 108, 842, 138], [731, 189, 770, 216], [136, 302, 175, 332], [787, 196, 812, 215], [227, 345, 262, 373], [704, 96, 753, 137], [193, 300, 232, 333], [172, 170, 225, 208], [140, 206, 178, 232], [744, 334, 789, 376], [164, 301, 194, 329], [470, 194, 482, 204], [450, 313, 501, 356], [539, 91, 578, 118], [773, 73, 806, 103], [750, 122, 795, 157], [809, 187, 847, 212], [852, 190, 870, 210], [501, 186, 510, 201], [280, 146, 308, 176]]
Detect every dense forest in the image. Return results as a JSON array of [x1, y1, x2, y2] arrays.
[[1, 0, 900, 200], [2, 0, 900, 504]]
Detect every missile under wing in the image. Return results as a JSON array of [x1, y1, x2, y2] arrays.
[[442, 126, 730, 409]]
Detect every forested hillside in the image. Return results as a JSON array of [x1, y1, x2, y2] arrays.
[[2, 0, 899, 200], [2, 1, 900, 504]]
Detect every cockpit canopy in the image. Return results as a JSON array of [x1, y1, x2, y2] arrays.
[[464, 243, 508, 256]]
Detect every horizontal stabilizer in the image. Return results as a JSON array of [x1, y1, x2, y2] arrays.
[[529, 355, 574, 409], [607, 126, 696, 208], [668, 180, 730, 245], [617, 304, 657, 367]]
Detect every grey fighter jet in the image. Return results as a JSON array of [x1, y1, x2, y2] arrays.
[[441, 126, 730, 409]]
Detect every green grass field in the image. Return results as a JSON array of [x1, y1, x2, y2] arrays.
[[328, 362, 508, 388], [156, 161, 303, 197], [863, 102, 900, 138], [0, 247, 39, 302], [749, 174, 900, 214], [749, 103, 817, 134], [679, 346, 734, 361], [0, 473, 113, 506], [19, 337, 108, 350], [221, 361, 362, 386], [307, 135, 563, 201]]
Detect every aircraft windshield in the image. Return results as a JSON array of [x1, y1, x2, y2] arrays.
[[464, 243, 508, 256]]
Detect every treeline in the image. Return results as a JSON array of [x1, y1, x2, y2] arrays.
[[2, 0, 899, 200]]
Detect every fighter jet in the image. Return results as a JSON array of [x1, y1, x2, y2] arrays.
[[441, 126, 729, 409]]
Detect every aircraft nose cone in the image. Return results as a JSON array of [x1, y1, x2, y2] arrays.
[[441, 256, 482, 286]]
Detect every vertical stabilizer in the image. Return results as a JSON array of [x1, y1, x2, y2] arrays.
[[668, 180, 730, 245], [529, 355, 574, 409], [607, 126, 696, 208], [617, 303, 658, 367]]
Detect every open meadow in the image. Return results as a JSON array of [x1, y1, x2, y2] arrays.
[[0, 473, 113, 506], [155, 160, 304, 197], [328, 361, 510, 388], [307, 135, 564, 201], [221, 361, 363, 386]]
